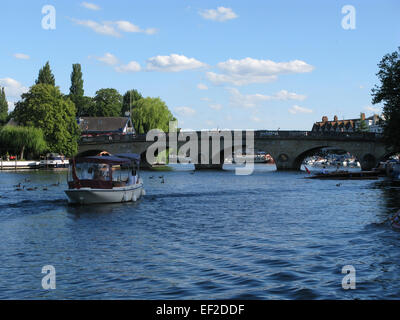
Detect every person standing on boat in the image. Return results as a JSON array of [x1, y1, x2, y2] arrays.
[[127, 169, 137, 185]]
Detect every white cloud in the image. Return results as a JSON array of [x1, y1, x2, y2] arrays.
[[71, 19, 121, 37], [115, 21, 141, 33], [209, 103, 223, 110], [197, 83, 208, 90], [115, 61, 141, 73], [81, 2, 101, 10], [92, 53, 119, 65], [273, 90, 307, 101], [288, 105, 313, 114], [228, 88, 307, 108], [201, 97, 212, 102], [144, 28, 158, 35], [199, 7, 238, 22], [206, 72, 277, 86], [217, 58, 314, 75], [114, 21, 158, 35], [71, 19, 156, 37], [13, 53, 30, 60], [207, 57, 314, 86], [250, 116, 262, 123], [0, 78, 28, 99], [364, 106, 380, 113], [174, 106, 196, 117], [146, 54, 207, 72]]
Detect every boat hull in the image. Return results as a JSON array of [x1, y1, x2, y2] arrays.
[[65, 183, 144, 204]]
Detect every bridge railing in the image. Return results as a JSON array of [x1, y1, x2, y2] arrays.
[[254, 130, 383, 139], [79, 131, 383, 144], [80, 133, 137, 144]]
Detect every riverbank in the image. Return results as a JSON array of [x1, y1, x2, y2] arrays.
[[0, 160, 40, 170]]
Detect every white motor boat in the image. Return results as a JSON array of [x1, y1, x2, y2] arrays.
[[40, 153, 69, 168], [65, 153, 145, 205]]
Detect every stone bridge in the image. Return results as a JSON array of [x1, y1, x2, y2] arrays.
[[78, 130, 390, 171]]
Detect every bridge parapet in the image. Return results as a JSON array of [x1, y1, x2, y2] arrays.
[[79, 130, 383, 145]]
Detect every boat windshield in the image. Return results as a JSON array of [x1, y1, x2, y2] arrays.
[[73, 162, 111, 181]]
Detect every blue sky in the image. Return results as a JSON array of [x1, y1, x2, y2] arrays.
[[1, 0, 399, 130]]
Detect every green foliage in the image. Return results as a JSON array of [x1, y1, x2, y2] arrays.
[[0, 126, 47, 159], [122, 89, 143, 116], [89, 88, 122, 117], [35, 61, 55, 86], [132, 97, 176, 134], [69, 63, 85, 114], [357, 113, 370, 132], [13, 84, 79, 156], [372, 47, 400, 151], [75, 96, 95, 117], [0, 87, 8, 124]]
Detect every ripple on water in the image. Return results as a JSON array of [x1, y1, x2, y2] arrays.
[[1, 169, 400, 299]]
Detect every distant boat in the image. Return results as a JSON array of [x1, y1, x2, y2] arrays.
[[65, 153, 145, 204], [40, 153, 69, 168]]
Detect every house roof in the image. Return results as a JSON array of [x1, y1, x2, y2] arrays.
[[78, 117, 132, 133]]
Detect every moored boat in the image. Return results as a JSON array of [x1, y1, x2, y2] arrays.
[[65, 153, 145, 204]]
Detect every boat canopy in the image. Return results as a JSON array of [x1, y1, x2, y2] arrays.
[[114, 153, 141, 163], [75, 156, 131, 165]]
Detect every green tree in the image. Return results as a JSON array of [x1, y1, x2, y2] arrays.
[[372, 47, 400, 151], [13, 84, 79, 156], [0, 126, 47, 159], [357, 113, 370, 132], [76, 96, 95, 117], [0, 87, 8, 124], [69, 63, 85, 115], [89, 88, 122, 117], [35, 61, 55, 86], [122, 89, 143, 116], [132, 97, 176, 134]]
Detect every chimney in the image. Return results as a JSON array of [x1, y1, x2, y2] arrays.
[[361, 113, 365, 121], [334, 115, 338, 122], [322, 116, 328, 123]]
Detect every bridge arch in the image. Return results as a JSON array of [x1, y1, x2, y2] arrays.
[[293, 146, 362, 171], [293, 146, 330, 170], [361, 154, 377, 171], [76, 149, 110, 158]]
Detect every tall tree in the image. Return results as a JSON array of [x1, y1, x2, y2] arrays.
[[69, 64, 84, 97], [132, 97, 176, 134], [372, 47, 400, 151], [0, 87, 8, 124], [89, 88, 122, 117], [69, 63, 86, 116], [122, 89, 143, 116], [13, 84, 79, 156], [35, 61, 55, 86]]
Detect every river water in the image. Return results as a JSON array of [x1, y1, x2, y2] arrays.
[[1, 164, 400, 300]]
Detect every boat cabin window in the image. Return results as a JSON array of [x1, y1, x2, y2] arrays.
[[111, 164, 139, 185], [73, 163, 111, 181]]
